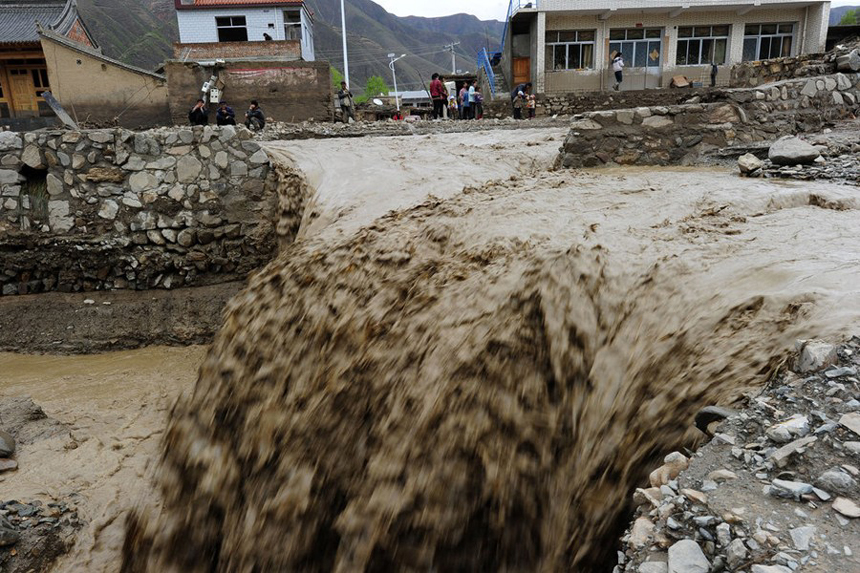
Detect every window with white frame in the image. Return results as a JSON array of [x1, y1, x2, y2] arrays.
[[284, 10, 302, 41], [609, 28, 662, 68], [544, 30, 595, 71], [216, 16, 248, 42], [676, 25, 729, 65], [743, 23, 795, 61]]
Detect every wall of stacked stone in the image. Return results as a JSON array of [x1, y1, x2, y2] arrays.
[[557, 73, 860, 169], [0, 125, 282, 296], [729, 41, 860, 88]]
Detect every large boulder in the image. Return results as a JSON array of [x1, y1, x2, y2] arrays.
[[768, 136, 820, 165], [738, 153, 763, 174], [767, 135, 821, 165]]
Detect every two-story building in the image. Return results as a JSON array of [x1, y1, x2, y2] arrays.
[[502, 0, 830, 93], [174, 0, 314, 61]]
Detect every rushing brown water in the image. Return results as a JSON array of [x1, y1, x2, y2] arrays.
[[122, 143, 860, 573]]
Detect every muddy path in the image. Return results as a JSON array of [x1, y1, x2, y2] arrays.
[[123, 155, 860, 572]]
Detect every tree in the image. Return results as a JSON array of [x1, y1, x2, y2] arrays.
[[840, 9, 858, 25], [331, 67, 345, 92], [356, 76, 390, 103]]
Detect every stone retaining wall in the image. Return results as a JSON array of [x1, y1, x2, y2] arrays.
[[557, 73, 860, 169], [0, 125, 286, 295]]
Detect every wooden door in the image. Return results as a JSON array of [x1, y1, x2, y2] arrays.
[[513, 57, 530, 87], [8, 70, 37, 114]]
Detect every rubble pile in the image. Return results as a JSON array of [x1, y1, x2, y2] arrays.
[[738, 127, 860, 182], [731, 41, 860, 87], [256, 115, 569, 140], [616, 338, 860, 573]]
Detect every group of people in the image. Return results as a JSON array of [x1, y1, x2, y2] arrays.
[[509, 82, 536, 120], [188, 99, 266, 131], [429, 74, 484, 120]]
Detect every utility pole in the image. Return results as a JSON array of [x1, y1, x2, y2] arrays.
[[340, 0, 350, 86], [444, 42, 460, 75], [388, 53, 406, 111]]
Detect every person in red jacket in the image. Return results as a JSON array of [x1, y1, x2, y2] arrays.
[[429, 73, 445, 120]]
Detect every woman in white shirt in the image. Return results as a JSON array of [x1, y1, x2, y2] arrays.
[[612, 53, 625, 91]]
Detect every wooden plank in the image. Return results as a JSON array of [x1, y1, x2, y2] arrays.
[[41, 91, 77, 129]]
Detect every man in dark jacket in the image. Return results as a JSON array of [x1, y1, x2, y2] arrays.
[[216, 102, 236, 126], [337, 81, 355, 123], [188, 99, 208, 126], [244, 100, 265, 130]]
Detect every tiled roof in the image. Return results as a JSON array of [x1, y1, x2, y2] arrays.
[[0, 1, 68, 44]]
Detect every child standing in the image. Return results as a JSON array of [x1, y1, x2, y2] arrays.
[[474, 87, 484, 119], [527, 95, 536, 119]]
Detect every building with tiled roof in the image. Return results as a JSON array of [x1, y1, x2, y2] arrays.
[[174, 0, 314, 61], [0, 0, 96, 123]]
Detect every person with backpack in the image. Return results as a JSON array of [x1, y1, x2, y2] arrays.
[[612, 53, 625, 91]]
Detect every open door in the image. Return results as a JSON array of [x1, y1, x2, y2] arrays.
[[513, 57, 530, 87]]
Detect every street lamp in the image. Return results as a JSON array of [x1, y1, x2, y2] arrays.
[[388, 53, 406, 111], [341, 0, 349, 87]]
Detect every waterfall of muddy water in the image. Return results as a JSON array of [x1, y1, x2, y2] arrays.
[[121, 141, 860, 573]]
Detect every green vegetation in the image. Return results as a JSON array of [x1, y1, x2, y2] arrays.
[[839, 9, 859, 25], [356, 75, 390, 103], [331, 67, 345, 91]]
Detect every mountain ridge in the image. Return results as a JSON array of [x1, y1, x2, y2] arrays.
[[73, 0, 504, 89]]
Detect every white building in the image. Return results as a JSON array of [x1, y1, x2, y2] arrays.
[[174, 0, 314, 61], [502, 0, 830, 93]]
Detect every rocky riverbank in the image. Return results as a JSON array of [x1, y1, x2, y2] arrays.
[[616, 338, 860, 573]]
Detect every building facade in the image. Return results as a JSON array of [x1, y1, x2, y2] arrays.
[[175, 0, 315, 61], [503, 0, 830, 93], [0, 0, 96, 127]]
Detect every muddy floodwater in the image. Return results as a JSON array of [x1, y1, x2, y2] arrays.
[[2, 128, 860, 571]]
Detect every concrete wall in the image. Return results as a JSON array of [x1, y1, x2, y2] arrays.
[[531, 5, 829, 93], [173, 40, 301, 61], [40, 35, 171, 128], [165, 59, 332, 125], [556, 71, 858, 168], [176, 6, 314, 60], [0, 125, 294, 295]]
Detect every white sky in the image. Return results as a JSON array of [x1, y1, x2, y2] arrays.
[[373, 0, 859, 21], [372, 0, 510, 22]]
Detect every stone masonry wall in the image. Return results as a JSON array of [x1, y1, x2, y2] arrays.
[[557, 73, 860, 169], [729, 41, 860, 88], [0, 125, 284, 296]]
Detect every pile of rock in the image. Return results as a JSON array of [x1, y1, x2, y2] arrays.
[[730, 41, 860, 88], [0, 498, 82, 572], [0, 430, 14, 473], [738, 131, 860, 182], [616, 337, 860, 573], [257, 115, 568, 141]]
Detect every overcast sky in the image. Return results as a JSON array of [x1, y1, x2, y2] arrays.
[[373, 0, 859, 21], [372, 0, 510, 22]]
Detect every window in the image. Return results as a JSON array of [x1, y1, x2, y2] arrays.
[[743, 23, 794, 61], [609, 28, 662, 68], [544, 30, 595, 71], [284, 10, 302, 41], [676, 25, 729, 65], [216, 16, 248, 42]]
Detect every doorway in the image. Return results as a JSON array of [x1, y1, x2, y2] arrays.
[[513, 57, 530, 87]]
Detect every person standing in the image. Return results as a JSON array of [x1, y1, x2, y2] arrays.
[[429, 73, 445, 120], [216, 102, 236, 126], [244, 100, 265, 131], [338, 81, 355, 123], [468, 80, 477, 120], [188, 99, 208, 126], [710, 62, 718, 88], [512, 91, 524, 120], [527, 94, 536, 119], [474, 86, 484, 120], [510, 82, 531, 118], [612, 53, 625, 91], [458, 83, 469, 120]]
